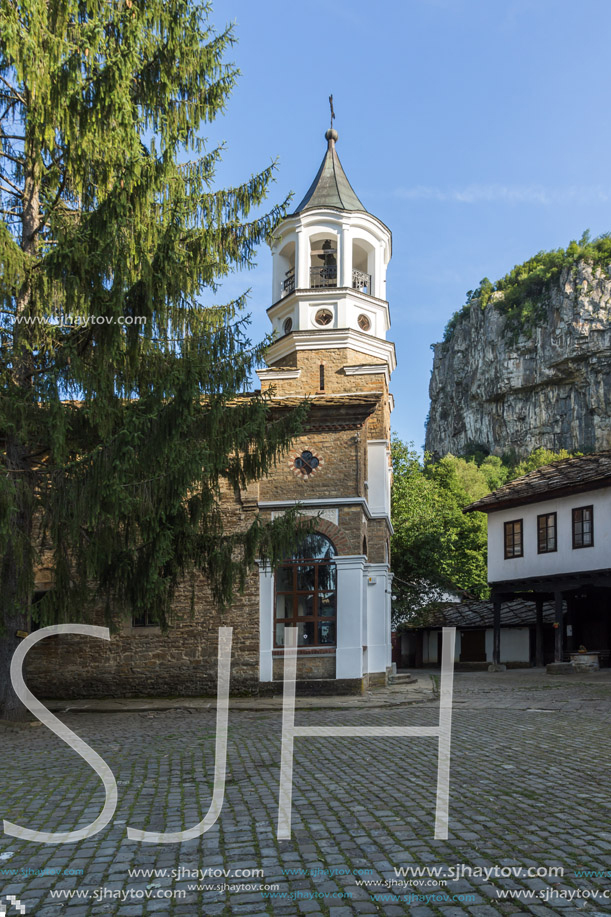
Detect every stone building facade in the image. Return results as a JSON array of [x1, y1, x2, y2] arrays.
[[26, 128, 396, 697]]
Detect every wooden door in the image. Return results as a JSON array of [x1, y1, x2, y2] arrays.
[[460, 629, 486, 662]]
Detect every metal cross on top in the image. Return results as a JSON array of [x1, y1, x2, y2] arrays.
[[329, 94, 335, 129]]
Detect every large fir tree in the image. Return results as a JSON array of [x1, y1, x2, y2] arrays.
[[0, 0, 308, 719]]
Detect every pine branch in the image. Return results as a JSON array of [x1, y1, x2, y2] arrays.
[[0, 150, 24, 166], [0, 186, 21, 201], [0, 174, 23, 197], [0, 101, 20, 122], [0, 75, 26, 108], [34, 173, 67, 236], [0, 0, 308, 718]]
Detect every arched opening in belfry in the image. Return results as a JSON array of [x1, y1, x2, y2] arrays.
[[352, 239, 374, 295], [309, 234, 338, 288], [278, 240, 296, 298]]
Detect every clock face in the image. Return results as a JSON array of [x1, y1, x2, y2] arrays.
[[290, 449, 323, 480], [358, 313, 371, 331]]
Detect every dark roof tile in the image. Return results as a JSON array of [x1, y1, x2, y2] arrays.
[[464, 452, 611, 513], [409, 598, 564, 629], [293, 132, 366, 214]]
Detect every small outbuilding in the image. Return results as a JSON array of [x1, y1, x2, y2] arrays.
[[399, 597, 561, 669]]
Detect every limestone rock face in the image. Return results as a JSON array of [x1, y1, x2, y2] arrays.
[[425, 263, 611, 458]]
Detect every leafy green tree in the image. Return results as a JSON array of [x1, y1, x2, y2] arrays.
[[390, 442, 488, 624], [478, 455, 510, 491], [511, 447, 579, 478], [0, 0, 307, 719]]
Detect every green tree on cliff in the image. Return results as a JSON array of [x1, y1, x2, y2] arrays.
[[390, 441, 489, 623], [0, 0, 307, 719]]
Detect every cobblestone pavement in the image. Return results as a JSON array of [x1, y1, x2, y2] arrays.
[[1, 669, 611, 916]]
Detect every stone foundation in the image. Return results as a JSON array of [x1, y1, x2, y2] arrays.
[[272, 653, 335, 681]]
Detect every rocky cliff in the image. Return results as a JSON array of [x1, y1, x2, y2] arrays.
[[425, 262, 611, 458]]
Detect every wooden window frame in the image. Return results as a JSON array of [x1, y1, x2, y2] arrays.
[[572, 505, 594, 549], [274, 558, 337, 649], [132, 609, 157, 627], [537, 511, 557, 554], [504, 519, 523, 559]]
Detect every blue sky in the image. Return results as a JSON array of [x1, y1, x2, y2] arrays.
[[207, 0, 611, 449]]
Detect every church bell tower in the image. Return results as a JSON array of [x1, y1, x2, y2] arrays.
[[256, 124, 395, 687], [258, 127, 395, 397]]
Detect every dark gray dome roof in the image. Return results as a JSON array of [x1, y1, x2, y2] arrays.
[[293, 130, 367, 214]]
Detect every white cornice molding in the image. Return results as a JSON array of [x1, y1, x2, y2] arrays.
[[256, 368, 301, 381], [257, 497, 394, 533], [366, 562, 391, 573], [268, 286, 390, 315], [268, 390, 383, 400], [343, 364, 390, 385], [266, 329, 396, 372], [270, 207, 392, 253]]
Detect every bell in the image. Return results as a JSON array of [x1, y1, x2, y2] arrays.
[[313, 239, 337, 263]]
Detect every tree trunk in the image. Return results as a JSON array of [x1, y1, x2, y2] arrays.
[[0, 489, 33, 721], [0, 613, 30, 722], [0, 127, 39, 721]]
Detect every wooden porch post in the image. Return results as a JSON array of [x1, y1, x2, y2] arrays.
[[535, 597, 544, 667], [554, 590, 564, 662], [493, 598, 502, 666]]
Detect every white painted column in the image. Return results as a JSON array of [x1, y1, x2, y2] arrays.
[[386, 571, 393, 668], [335, 555, 366, 678], [374, 240, 385, 299], [340, 223, 352, 288], [271, 245, 280, 303], [258, 562, 274, 681], [296, 227, 309, 290], [364, 563, 391, 673], [361, 570, 368, 674]]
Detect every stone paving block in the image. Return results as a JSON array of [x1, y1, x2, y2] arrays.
[[3, 670, 611, 915], [467, 907, 511, 916], [297, 901, 324, 913]]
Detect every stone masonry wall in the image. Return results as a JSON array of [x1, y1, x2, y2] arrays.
[[26, 424, 377, 698], [259, 429, 364, 504], [270, 347, 386, 393], [26, 485, 263, 699], [25, 338, 392, 698]]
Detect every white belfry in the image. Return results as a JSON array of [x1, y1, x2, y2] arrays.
[[267, 128, 395, 378]]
